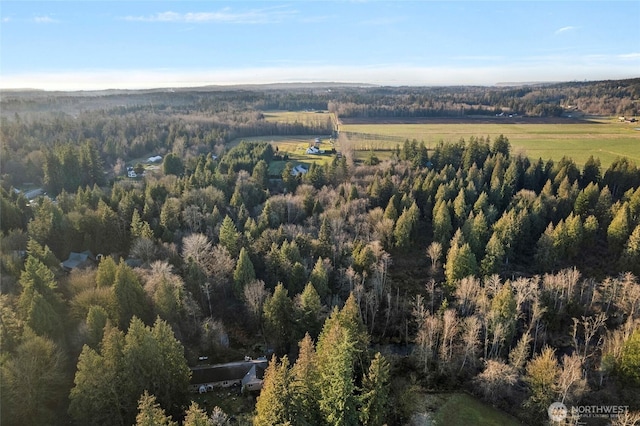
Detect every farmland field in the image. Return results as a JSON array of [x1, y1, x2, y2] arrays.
[[338, 117, 640, 167], [262, 110, 335, 125]]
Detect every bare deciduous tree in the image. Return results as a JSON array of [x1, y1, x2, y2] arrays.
[[572, 312, 608, 363], [455, 276, 481, 316], [426, 241, 442, 273], [439, 309, 458, 371], [610, 410, 640, 426], [181, 233, 212, 272], [459, 315, 481, 373], [557, 353, 588, 405], [244, 279, 268, 323], [474, 360, 518, 403]]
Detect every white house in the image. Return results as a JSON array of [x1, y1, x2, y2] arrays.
[[306, 146, 320, 154], [147, 155, 163, 163]]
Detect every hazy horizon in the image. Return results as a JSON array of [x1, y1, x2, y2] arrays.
[[2, 1, 638, 91]]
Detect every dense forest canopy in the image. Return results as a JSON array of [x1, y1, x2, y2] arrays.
[[1, 79, 640, 425]]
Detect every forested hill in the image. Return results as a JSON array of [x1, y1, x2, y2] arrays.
[[1, 80, 640, 425], [2, 77, 639, 118]]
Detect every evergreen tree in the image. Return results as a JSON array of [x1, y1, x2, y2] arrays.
[[383, 194, 399, 222], [290, 334, 321, 425], [316, 321, 357, 426], [581, 155, 602, 186], [394, 202, 419, 249], [233, 247, 255, 298], [86, 305, 110, 349], [318, 294, 369, 368], [295, 283, 323, 339], [218, 215, 240, 257], [359, 352, 391, 426], [183, 402, 212, 426], [309, 257, 330, 298], [69, 326, 127, 426], [131, 209, 154, 240], [112, 260, 149, 329], [453, 188, 468, 228], [491, 134, 511, 157], [490, 282, 517, 352], [282, 162, 298, 193], [135, 391, 177, 426], [162, 153, 184, 176], [468, 210, 489, 260], [254, 356, 293, 426], [524, 346, 560, 422], [159, 197, 182, 236], [445, 241, 478, 285], [17, 256, 63, 338], [252, 159, 269, 190], [26, 238, 59, 270], [317, 216, 333, 259], [433, 200, 453, 249], [621, 224, 640, 274], [96, 255, 118, 287], [481, 233, 505, 276], [264, 283, 295, 353], [121, 318, 191, 424], [1, 329, 66, 426], [608, 203, 631, 253], [619, 328, 640, 385], [534, 224, 557, 271]]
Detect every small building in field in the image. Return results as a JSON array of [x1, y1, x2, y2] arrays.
[[291, 165, 308, 176]]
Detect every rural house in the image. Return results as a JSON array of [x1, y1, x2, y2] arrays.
[[60, 250, 95, 272], [189, 358, 268, 394]]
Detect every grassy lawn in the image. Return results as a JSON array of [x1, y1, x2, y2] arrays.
[[229, 136, 336, 176], [339, 118, 640, 167], [430, 393, 522, 426], [190, 387, 255, 425]]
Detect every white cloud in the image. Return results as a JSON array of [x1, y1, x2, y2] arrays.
[[554, 26, 577, 35], [619, 52, 640, 60], [33, 15, 60, 24], [122, 7, 297, 24], [451, 55, 506, 62]]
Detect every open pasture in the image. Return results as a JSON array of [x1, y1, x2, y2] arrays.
[[339, 117, 640, 167], [262, 110, 336, 127]]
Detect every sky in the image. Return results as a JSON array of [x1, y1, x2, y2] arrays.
[[1, 1, 639, 90]]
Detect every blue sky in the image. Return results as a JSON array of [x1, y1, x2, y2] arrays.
[[1, 1, 639, 90]]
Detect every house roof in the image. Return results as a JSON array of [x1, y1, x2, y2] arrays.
[[242, 364, 267, 386], [190, 359, 268, 385], [61, 250, 95, 271]]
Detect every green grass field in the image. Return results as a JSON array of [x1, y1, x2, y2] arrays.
[[262, 110, 337, 129], [430, 393, 522, 426], [339, 118, 640, 167]]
